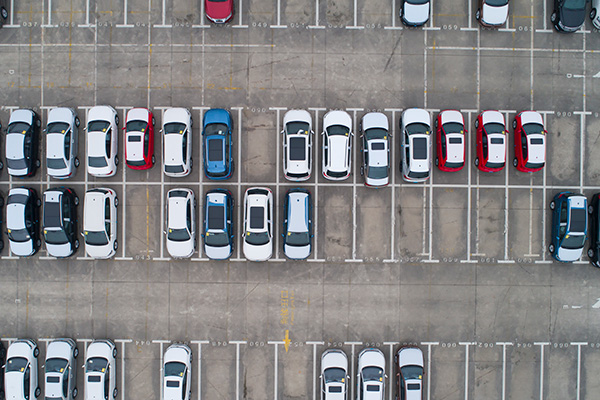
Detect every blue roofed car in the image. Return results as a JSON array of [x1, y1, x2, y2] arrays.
[[283, 189, 312, 260], [203, 189, 234, 260], [202, 109, 233, 180], [549, 192, 587, 262]]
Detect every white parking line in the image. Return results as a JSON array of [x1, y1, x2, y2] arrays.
[[571, 342, 588, 400], [496, 342, 513, 400], [232, 107, 244, 260], [42, 0, 57, 28], [420, 342, 438, 400], [3, 0, 18, 27], [229, 340, 246, 400], [117, 107, 130, 259], [460, 0, 477, 31], [538, 0, 552, 33], [459, 342, 475, 400], [306, 341, 324, 400], [346, 0, 364, 29], [116, 0, 134, 28], [232, 0, 247, 28], [271, 107, 287, 260], [155, 107, 169, 260], [308, 108, 325, 260], [308, 0, 324, 29], [271, 0, 286, 28], [268, 341, 284, 400], [114, 339, 132, 400], [192, 0, 210, 28], [461, 110, 477, 263], [155, 0, 170, 27], [384, 0, 402, 30], [345, 341, 362, 400], [346, 109, 363, 262], [383, 342, 398, 400], [190, 340, 209, 400], [78, 0, 94, 27], [384, 108, 402, 263], [75, 339, 93, 360], [502, 111, 513, 263], [534, 342, 549, 400]]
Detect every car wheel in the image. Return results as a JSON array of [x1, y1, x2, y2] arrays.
[[115, 115, 119, 126], [588, 248, 595, 258], [360, 165, 364, 176], [151, 154, 155, 165], [36, 238, 41, 248], [73, 387, 78, 398], [35, 159, 41, 168], [512, 119, 517, 129], [114, 197, 119, 207], [36, 198, 42, 207], [588, 205, 594, 214], [190, 118, 193, 128], [113, 388, 118, 398], [475, 9, 480, 20], [113, 346, 118, 357], [36, 118, 41, 128], [73, 346, 79, 358], [548, 243, 555, 253], [434, 118, 438, 128], [74, 157, 80, 168], [75, 116, 81, 127], [592, 9, 597, 20], [0, 240, 4, 253], [113, 240, 118, 251], [0, 160, 3, 169], [74, 239, 80, 249], [513, 158, 518, 167], [190, 158, 193, 168], [398, 7, 403, 18], [435, 157, 439, 166], [35, 387, 41, 398], [0, 196, 4, 207], [1, 7, 8, 20], [152, 117, 156, 126], [115, 156, 119, 166], [74, 196, 79, 206], [34, 346, 40, 357], [474, 157, 479, 166], [474, 119, 479, 128], [551, 12, 556, 23], [550, 200, 555, 210]]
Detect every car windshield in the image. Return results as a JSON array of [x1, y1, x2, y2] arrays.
[[205, 231, 230, 247], [164, 122, 187, 135], [286, 231, 310, 247], [47, 158, 67, 169], [168, 228, 191, 242], [484, 122, 505, 135], [286, 121, 309, 135], [368, 166, 388, 180], [47, 122, 70, 134], [87, 121, 110, 132], [164, 362, 186, 377], [406, 122, 429, 136], [562, 234, 586, 250], [245, 231, 270, 246], [407, 0, 429, 4], [523, 123, 544, 136], [204, 123, 228, 136], [45, 358, 68, 373], [564, 0, 586, 10], [361, 366, 384, 381], [486, 0, 508, 6], [8, 122, 30, 134], [88, 156, 108, 168], [289, 137, 306, 161], [401, 365, 424, 380], [327, 125, 350, 136], [165, 165, 184, 173], [8, 228, 31, 243], [365, 128, 387, 140], [443, 122, 464, 134], [126, 120, 147, 132], [45, 229, 69, 245], [86, 357, 108, 373], [323, 367, 345, 383], [85, 231, 109, 246], [6, 357, 28, 372], [412, 137, 428, 160]]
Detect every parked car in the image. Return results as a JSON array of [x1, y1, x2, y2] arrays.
[[399, 0, 430, 26], [435, 110, 466, 172], [165, 188, 196, 259], [401, 108, 431, 182], [513, 111, 546, 172], [549, 192, 587, 262], [87, 105, 119, 177], [7, 187, 41, 257], [476, 0, 509, 27], [205, 0, 234, 23], [322, 111, 353, 180], [5, 339, 40, 400], [475, 110, 506, 172], [282, 110, 313, 181], [202, 108, 233, 180], [6, 109, 41, 177], [283, 189, 312, 260], [163, 108, 193, 177], [0, 340, 5, 399], [592, 0, 600, 28], [43, 187, 79, 258], [44, 338, 78, 400], [552, 0, 587, 32], [588, 193, 600, 267], [0, 194, 4, 253], [320, 349, 349, 400], [360, 112, 390, 187], [83, 188, 118, 259], [162, 344, 192, 400], [202, 189, 234, 260], [356, 348, 385, 400], [85, 340, 117, 400], [243, 187, 274, 261], [0, 0, 9, 28], [125, 107, 155, 170], [46, 107, 80, 179], [395, 346, 424, 400]]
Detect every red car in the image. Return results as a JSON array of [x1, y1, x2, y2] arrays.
[[124, 108, 155, 170], [205, 0, 234, 24], [474, 110, 507, 172], [513, 111, 546, 173], [435, 110, 466, 172]]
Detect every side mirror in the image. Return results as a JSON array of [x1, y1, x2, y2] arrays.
[[80, 232, 85, 238], [163, 230, 167, 235]]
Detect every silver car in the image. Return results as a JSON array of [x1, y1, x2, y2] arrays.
[[46, 107, 80, 179], [44, 339, 78, 400]]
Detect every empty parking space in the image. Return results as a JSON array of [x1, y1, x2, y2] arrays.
[[507, 344, 539, 400], [546, 115, 580, 187], [471, 345, 501, 400], [547, 345, 576, 400], [432, 187, 467, 261], [203, 344, 238, 400], [356, 186, 391, 262], [508, 188, 543, 260], [430, 345, 463, 399]]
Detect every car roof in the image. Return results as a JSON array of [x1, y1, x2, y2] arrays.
[[43, 190, 64, 228], [368, 139, 388, 167], [287, 192, 309, 233], [88, 130, 109, 157], [164, 133, 184, 165], [84, 191, 108, 230], [327, 136, 350, 171], [47, 131, 68, 160], [168, 192, 190, 230]]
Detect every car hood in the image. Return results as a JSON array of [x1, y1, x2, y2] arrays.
[[10, 109, 34, 124], [403, 108, 430, 126], [283, 109, 312, 127], [362, 112, 388, 131], [204, 108, 230, 126], [46, 242, 73, 258], [10, 238, 34, 257], [482, 111, 505, 126], [404, 2, 430, 24], [86, 242, 114, 259], [557, 246, 583, 262], [324, 111, 352, 131], [560, 6, 585, 29], [519, 111, 543, 126], [167, 238, 194, 259], [127, 107, 149, 122], [482, 3, 509, 25], [440, 110, 464, 125], [164, 346, 190, 363], [284, 243, 311, 260], [163, 108, 190, 124], [206, 0, 232, 19], [487, 134, 506, 162], [398, 348, 424, 366], [243, 241, 272, 262], [48, 107, 74, 123], [321, 351, 348, 371], [358, 349, 385, 370], [328, 136, 350, 171], [88, 106, 115, 122], [46, 340, 73, 358], [205, 243, 233, 260], [5, 372, 26, 399]]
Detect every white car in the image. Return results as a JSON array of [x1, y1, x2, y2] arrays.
[[46, 107, 80, 179], [320, 349, 349, 400], [360, 112, 390, 187], [163, 107, 193, 177], [401, 108, 431, 182], [395, 346, 424, 400], [125, 107, 154, 169], [476, 0, 509, 27], [592, 0, 600, 29], [85, 340, 117, 400], [400, 0, 430, 26], [5, 339, 40, 400], [322, 111, 353, 180], [356, 348, 385, 400], [166, 188, 196, 259], [86, 106, 119, 177], [83, 188, 118, 259], [243, 187, 273, 261], [7, 187, 41, 257], [283, 189, 312, 260], [282, 110, 313, 181], [44, 339, 78, 400], [5, 109, 41, 177], [162, 344, 192, 400], [435, 110, 466, 172]]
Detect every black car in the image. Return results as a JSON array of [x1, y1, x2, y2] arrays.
[[6, 187, 41, 257], [5, 109, 41, 177], [43, 187, 79, 258], [588, 193, 600, 267], [552, 0, 588, 32]]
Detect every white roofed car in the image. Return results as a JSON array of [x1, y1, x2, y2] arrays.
[[44, 339, 78, 400], [84, 340, 117, 400], [163, 108, 193, 177], [162, 344, 192, 400], [401, 108, 431, 183], [125, 107, 155, 170], [322, 111, 353, 181], [282, 110, 313, 181], [360, 112, 390, 187], [320, 349, 349, 400], [4, 339, 40, 400], [86, 106, 119, 177], [395, 346, 424, 400], [435, 110, 466, 172], [83, 188, 118, 259], [7, 187, 41, 257], [6, 109, 41, 177], [513, 111, 546, 173], [400, 0, 430, 26], [356, 348, 385, 400], [46, 107, 80, 179], [243, 187, 273, 262], [475, 110, 507, 172], [165, 188, 196, 259], [476, 0, 509, 27]]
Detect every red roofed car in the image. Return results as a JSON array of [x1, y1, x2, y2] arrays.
[[205, 0, 234, 24]]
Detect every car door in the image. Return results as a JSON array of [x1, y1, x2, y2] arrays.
[[105, 197, 112, 242]]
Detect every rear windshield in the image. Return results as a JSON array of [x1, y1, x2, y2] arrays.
[[530, 138, 544, 145], [371, 142, 385, 150], [126, 120, 147, 132], [448, 137, 462, 144], [490, 138, 504, 145]]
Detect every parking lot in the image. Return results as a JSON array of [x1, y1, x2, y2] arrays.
[[1, 0, 600, 399]]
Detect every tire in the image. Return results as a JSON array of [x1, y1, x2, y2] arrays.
[[0, 240, 4, 253], [0, 161, 3, 169], [434, 118, 438, 128], [550, 200, 555, 210], [75, 157, 80, 168], [435, 157, 439, 166], [151, 154, 155, 165], [152, 117, 156, 126], [36, 239, 41, 248], [190, 118, 193, 128], [113, 241, 118, 251], [74, 196, 79, 206], [113, 388, 118, 399], [74, 239, 80, 249], [1, 7, 7, 20], [474, 157, 479, 166], [35, 159, 41, 168], [588, 248, 595, 258], [114, 197, 119, 207], [548, 243, 555, 253], [588, 205, 594, 214], [551, 12, 556, 23], [115, 115, 119, 126], [36, 118, 41, 128], [592, 9, 597, 20], [73, 347, 79, 358], [115, 156, 119, 166], [475, 9, 480, 21], [73, 387, 78, 398], [513, 158, 518, 167], [474, 119, 479, 128], [36, 198, 42, 207], [0, 196, 4, 207], [112, 347, 117, 357], [512, 119, 517, 129], [35, 387, 41, 398], [75, 117, 80, 127], [34, 347, 40, 357]]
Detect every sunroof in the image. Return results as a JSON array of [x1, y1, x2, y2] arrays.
[[249, 206, 264, 229], [207, 205, 225, 230], [208, 138, 224, 162]]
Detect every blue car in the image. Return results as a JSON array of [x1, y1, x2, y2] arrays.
[[549, 192, 587, 262], [202, 109, 234, 180], [202, 189, 234, 260]]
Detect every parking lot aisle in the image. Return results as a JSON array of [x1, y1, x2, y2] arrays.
[[308, 108, 326, 261]]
